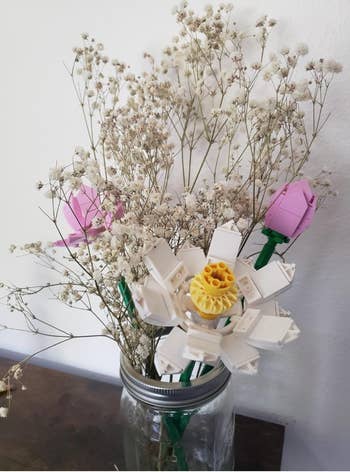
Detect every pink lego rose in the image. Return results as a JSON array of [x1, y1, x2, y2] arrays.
[[53, 184, 124, 247], [254, 179, 317, 269], [264, 179, 317, 239]]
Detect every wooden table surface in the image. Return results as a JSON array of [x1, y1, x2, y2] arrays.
[[0, 357, 284, 470]]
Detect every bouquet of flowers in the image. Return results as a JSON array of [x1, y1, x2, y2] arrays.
[[0, 3, 341, 462]]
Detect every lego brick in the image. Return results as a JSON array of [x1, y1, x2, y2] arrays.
[[155, 327, 189, 375], [223, 300, 243, 318], [257, 299, 280, 316], [166, 263, 189, 293], [132, 277, 181, 326], [265, 179, 317, 239], [236, 274, 262, 305], [234, 258, 255, 280], [278, 306, 292, 318], [176, 246, 207, 276], [216, 316, 239, 335], [236, 261, 295, 307], [220, 307, 260, 336], [207, 220, 242, 268], [279, 262, 296, 281], [252, 261, 295, 300], [143, 239, 188, 292], [183, 326, 222, 365], [221, 334, 260, 374], [247, 315, 300, 350], [233, 308, 261, 335]]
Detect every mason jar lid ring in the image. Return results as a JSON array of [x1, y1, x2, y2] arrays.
[[120, 355, 231, 409]]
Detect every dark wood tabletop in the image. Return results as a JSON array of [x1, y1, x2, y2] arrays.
[[0, 356, 284, 470]]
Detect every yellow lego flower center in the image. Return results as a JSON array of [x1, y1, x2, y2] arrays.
[[190, 262, 238, 319]]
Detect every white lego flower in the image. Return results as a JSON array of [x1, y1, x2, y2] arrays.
[[132, 221, 300, 377]]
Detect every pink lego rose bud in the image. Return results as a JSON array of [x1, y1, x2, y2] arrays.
[[264, 179, 317, 238], [254, 179, 317, 269]]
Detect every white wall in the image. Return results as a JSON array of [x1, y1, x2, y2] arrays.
[[0, 1, 349, 469]]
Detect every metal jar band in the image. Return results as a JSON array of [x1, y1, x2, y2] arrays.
[[120, 355, 231, 410]]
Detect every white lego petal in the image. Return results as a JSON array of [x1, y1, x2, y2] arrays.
[[144, 239, 188, 293], [233, 308, 261, 335], [223, 300, 244, 317], [216, 319, 236, 335], [234, 258, 255, 279], [247, 315, 300, 350], [155, 327, 189, 375], [154, 357, 177, 376], [221, 334, 260, 375], [253, 261, 293, 300], [216, 312, 242, 334], [278, 306, 292, 318], [133, 277, 182, 327], [183, 326, 222, 365], [280, 262, 296, 282], [257, 299, 280, 316], [213, 301, 244, 334], [207, 220, 242, 269], [166, 263, 189, 293], [282, 321, 300, 344], [236, 260, 295, 306], [237, 359, 260, 375], [236, 274, 262, 305], [176, 247, 206, 277], [220, 308, 262, 335]]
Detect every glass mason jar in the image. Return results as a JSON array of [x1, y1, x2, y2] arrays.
[[119, 355, 235, 471]]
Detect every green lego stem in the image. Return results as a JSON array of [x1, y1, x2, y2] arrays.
[[254, 228, 289, 270], [117, 276, 135, 317], [179, 360, 196, 386], [159, 361, 196, 471], [163, 415, 189, 471]]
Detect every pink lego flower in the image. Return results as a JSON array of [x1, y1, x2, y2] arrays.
[[264, 179, 317, 239], [53, 185, 124, 247]]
